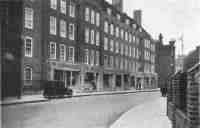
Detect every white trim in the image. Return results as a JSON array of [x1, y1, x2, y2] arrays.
[[50, 0, 57, 10], [59, 44, 66, 61], [50, 16, 57, 35], [49, 41, 56, 59], [24, 36, 33, 57], [60, 0, 66, 14], [68, 46, 74, 63], [69, 23, 75, 40], [24, 7, 33, 29]]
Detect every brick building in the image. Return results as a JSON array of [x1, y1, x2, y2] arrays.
[[155, 34, 176, 89], [167, 47, 200, 128], [1, 0, 158, 97]]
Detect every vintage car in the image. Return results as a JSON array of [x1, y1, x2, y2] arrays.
[[43, 81, 73, 98]]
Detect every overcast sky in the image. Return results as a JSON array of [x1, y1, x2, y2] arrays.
[[107, 0, 200, 55]]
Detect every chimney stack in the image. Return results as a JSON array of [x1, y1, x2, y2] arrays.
[[112, 0, 123, 12], [134, 10, 142, 26]]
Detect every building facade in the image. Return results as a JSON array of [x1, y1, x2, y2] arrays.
[[2, 0, 158, 97], [155, 34, 176, 89]]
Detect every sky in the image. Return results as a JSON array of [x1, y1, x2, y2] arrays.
[[107, 0, 200, 55]]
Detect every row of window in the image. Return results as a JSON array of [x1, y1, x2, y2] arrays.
[[49, 42, 75, 63], [50, 16, 75, 40], [84, 49, 100, 66], [85, 7, 100, 27], [104, 21, 140, 44], [103, 55, 140, 71], [144, 64, 155, 73], [85, 28, 100, 46], [50, 0, 75, 17], [104, 37, 139, 58], [144, 51, 155, 63], [144, 39, 155, 52]]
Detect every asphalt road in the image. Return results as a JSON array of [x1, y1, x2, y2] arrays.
[[2, 91, 160, 128]]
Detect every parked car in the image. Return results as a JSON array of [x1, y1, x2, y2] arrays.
[[43, 81, 73, 98]]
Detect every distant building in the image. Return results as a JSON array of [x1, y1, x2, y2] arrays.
[[155, 34, 176, 88], [175, 55, 185, 72], [1, 0, 158, 97]]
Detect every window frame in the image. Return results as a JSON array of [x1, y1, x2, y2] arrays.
[[69, 23, 75, 40], [60, 19, 66, 38], [24, 36, 33, 57], [68, 46, 74, 63], [59, 44, 66, 61], [49, 41, 57, 59], [60, 0, 66, 14], [50, 16, 57, 35], [50, 0, 57, 10], [24, 66, 32, 83], [69, 1, 75, 17], [24, 7, 34, 29]]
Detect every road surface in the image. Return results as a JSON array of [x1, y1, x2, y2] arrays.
[[2, 91, 160, 128]]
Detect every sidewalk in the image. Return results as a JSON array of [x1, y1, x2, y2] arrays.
[[1, 89, 159, 106], [110, 97, 172, 128]]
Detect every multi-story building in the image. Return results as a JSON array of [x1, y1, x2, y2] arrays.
[[155, 34, 176, 89], [1, 0, 158, 97]]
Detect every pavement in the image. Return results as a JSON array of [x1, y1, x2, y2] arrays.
[[110, 97, 172, 128], [1, 89, 159, 106]]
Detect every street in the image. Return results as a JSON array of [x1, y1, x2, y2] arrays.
[[2, 91, 160, 128]]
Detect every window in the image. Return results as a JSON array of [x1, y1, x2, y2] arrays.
[[91, 30, 95, 44], [115, 27, 119, 37], [59, 44, 66, 61], [110, 56, 113, 67], [117, 14, 121, 20], [84, 49, 89, 64], [96, 31, 100, 46], [104, 21, 108, 33], [121, 29, 124, 39], [50, 16, 56, 35], [69, 1, 75, 17], [96, 12, 100, 27], [25, 7, 33, 29], [60, 0, 66, 14], [129, 33, 132, 43], [85, 7, 90, 22], [126, 19, 130, 25], [69, 23, 75, 40], [129, 46, 132, 57], [133, 47, 135, 58], [110, 40, 114, 52], [125, 32, 128, 41], [110, 24, 114, 35], [104, 37, 108, 50], [85, 28, 90, 43], [115, 57, 119, 68], [91, 10, 95, 24], [121, 43, 124, 55], [125, 45, 128, 56], [107, 8, 112, 15], [116, 42, 119, 53], [24, 66, 32, 82], [60, 20, 66, 38], [95, 51, 99, 66], [24, 36, 33, 57], [68, 47, 74, 63], [90, 50, 95, 66], [50, 0, 57, 10], [49, 42, 56, 59], [104, 55, 108, 67], [132, 35, 136, 43]]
